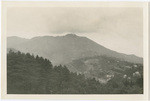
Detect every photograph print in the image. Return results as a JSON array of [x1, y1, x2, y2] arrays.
[[6, 4, 143, 94]]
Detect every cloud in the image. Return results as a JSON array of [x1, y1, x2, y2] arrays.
[[7, 7, 142, 35]]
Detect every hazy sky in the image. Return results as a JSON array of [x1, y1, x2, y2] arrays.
[[7, 7, 143, 57]]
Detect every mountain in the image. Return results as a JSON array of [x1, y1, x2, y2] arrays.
[[7, 34, 143, 65], [7, 36, 29, 48]]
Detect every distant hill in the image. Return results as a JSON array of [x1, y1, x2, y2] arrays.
[[7, 34, 143, 65], [7, 36, 29, 48], [67, 55, 143, 83]]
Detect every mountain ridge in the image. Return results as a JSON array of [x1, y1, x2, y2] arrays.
[[7, 34, 142, 58], [7, 34, 143, 64]]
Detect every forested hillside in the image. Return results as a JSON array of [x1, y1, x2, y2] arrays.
[[7, 50, 143, 94], [67, 56, 143, 84]]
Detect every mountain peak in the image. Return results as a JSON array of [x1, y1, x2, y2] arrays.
[[65, 34, 78, 38]]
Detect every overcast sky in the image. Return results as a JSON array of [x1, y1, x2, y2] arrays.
[[7, 7, 143, 57]]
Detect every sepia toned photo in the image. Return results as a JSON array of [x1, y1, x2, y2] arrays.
[[1, 1, 149, 100]]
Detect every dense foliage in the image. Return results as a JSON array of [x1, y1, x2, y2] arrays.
[[68, 55, 143, 84], [7, 51, 143, 94]]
